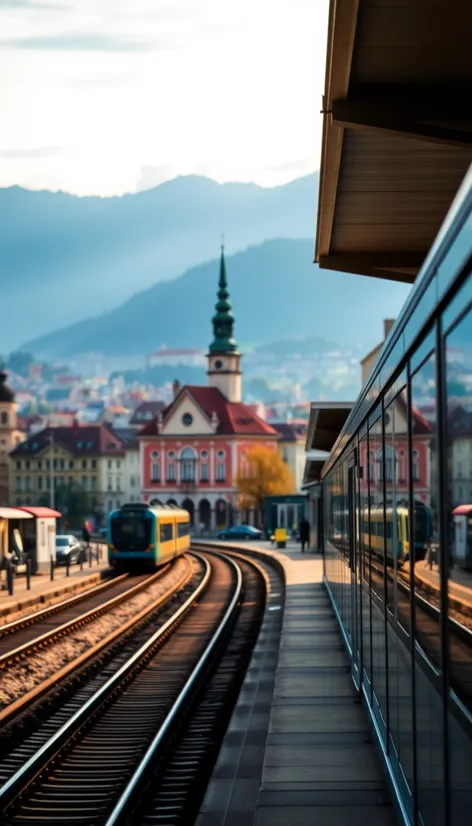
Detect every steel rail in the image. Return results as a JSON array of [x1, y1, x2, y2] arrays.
[[0, 565, 171, 670], [104, 550, 243, 826], [0, 572, 128, 638], [0, 552, 212, 814], [0, 557, 192, 727]]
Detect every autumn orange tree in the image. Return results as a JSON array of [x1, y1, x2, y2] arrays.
[[236, 445, 295, 524]]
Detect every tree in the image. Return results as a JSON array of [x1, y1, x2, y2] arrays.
[[236, 445, 295, 523]]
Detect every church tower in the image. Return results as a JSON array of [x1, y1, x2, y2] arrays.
[[207, 244, 242, 402]]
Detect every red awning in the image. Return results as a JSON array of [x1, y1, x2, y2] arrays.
[[452, 505, 472, 516], [17, 507, 62, 518]]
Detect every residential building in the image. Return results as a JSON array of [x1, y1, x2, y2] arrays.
[[0, 366, 25, 505], [360, 319, 395, 384], [112, 428, 140, 504], [139, 246, 279, 528], [10, 422, 126, 525], [272, 422, 308, 492], [129, 401, 166, 429]]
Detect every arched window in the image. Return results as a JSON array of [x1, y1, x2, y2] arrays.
[[412, 450, 420, 482], [150, 460, 160, 482], [216, 449, 225, 482], [398, 450, 406, 482], [0, 412, 7, 426], [369, 451, 375, 483], [376, 446, 397, 483], [180, 447, 197, 482]]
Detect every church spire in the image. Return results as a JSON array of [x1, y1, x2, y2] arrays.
[[209, 243, 239, 354]]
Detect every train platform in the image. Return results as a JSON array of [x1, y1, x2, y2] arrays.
[[406, 559, 472, 615], [196, 540, 395, 826], [0, 549, 109, 622]]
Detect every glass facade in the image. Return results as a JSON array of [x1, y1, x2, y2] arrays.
[[323, 191, 472, 826]]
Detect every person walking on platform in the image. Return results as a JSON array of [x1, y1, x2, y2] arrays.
[[82, 524, 91, 561], [299, 518, 310, 552]]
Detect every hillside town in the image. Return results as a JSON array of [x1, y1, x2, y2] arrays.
[[1, 248, 446, 536], [0, 249, 317, 532]]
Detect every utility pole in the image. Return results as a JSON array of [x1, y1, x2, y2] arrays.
[[49, 428, 55, 510]]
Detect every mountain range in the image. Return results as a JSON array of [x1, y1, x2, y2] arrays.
[[0, 174, 318, 350], [24, 239, 411, 360]]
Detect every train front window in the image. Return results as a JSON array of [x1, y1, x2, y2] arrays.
[[111, 516, 152, 551]]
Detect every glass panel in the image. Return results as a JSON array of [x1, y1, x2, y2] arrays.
[[411, 346, 444, 826], [444, 306, 472, 824], [385, 386, 414, 802], [411, 352, 440, 666], [359, 432, 372, 685], [369, 415, 387, 726]]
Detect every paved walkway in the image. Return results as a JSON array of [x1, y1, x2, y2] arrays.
[[197, 541, 395, 826], [0, 550, 109, 621]]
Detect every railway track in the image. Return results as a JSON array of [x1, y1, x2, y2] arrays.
[[0, 569, 169, 667], [0, 548, 267, 826], [0, 555, 195, 748]]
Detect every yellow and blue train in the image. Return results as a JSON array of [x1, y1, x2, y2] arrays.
[[363, 505, 410, 566], [107, 502, 190, 569]]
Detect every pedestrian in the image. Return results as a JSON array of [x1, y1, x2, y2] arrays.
[[299, 518, 310, 552], [82, 524, 91, 547]]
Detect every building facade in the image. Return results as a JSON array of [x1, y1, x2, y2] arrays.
[[360, 319, 395, 384], [0, 366, 25, 505], [139, 246, 279, 527], [9, 423, 126, 525], [273, 422, 308, 493]]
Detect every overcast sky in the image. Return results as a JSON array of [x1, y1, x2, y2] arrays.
[[0, 0, 329, 196]]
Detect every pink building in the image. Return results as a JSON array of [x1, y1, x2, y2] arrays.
[[358, 395, 433, 506], [139, 247, 279, 528], [139, 385, 277, 528]]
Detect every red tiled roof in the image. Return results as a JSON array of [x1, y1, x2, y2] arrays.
[[139, 385, 278, 437], [18, 506, 62, 518], [395, 393, 432, 435], [10, 424, 126, 457]]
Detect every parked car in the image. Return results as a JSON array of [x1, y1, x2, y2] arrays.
[[55, 534, 83, 565], [217, 525, 263, 541]]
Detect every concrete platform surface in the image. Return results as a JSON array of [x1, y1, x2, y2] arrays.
[[196, 542, 396, 826]]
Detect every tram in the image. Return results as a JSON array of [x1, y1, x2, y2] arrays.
[[107, 502, 190, 569], [362, 505, 410, 565]]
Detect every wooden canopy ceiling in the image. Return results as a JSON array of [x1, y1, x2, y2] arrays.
[[306, 402, 353, 453], [315, 0, 472, 283]]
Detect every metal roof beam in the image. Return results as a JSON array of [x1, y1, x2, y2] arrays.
[[315, 0, 359, 261], [318, 253, 422, 283], [332, 98, 472, 149]]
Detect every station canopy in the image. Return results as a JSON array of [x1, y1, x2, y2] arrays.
[[302, 456, 327, 489], [17, 507, 62, 518], [306, 402, 353, 454], [0, 507, 33, 519], [315, 0, 472, 283]]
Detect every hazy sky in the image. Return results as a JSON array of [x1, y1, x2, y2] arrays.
[[0, 0, 329, 196]]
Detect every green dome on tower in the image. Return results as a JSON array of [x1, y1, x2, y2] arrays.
[[209, 244, 239, 354]]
